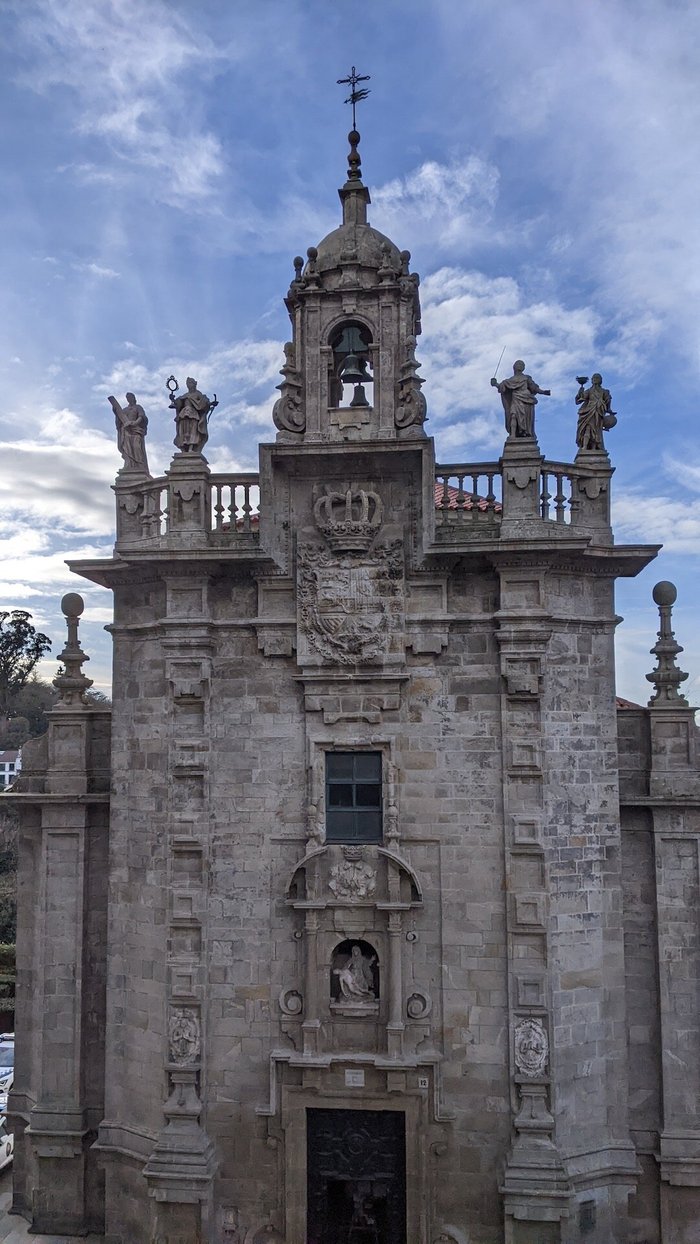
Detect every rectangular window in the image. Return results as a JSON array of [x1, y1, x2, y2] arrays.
[[326, 752, 382, 843]]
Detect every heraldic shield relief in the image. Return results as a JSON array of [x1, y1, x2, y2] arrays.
[[297, 540, 405, 666]]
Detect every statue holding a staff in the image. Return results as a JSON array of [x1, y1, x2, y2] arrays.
[[167, 375, 218, 455]]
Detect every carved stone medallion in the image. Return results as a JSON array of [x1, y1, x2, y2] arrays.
[[329, 846, 377, 900], [297, 540, 404, 667], [514, 1018, 548, 1078], [168, 1006, 201, 1065]]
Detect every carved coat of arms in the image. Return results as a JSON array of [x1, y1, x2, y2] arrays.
[[298, 540, 404, 666], [329, 848, 377, 900]]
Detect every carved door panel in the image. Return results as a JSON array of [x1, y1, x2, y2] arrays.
[[306, 1108, 406, 1244]]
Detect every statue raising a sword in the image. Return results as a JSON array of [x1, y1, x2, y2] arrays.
[[167, 375, 218, 455], [491, 359, 551, 441]]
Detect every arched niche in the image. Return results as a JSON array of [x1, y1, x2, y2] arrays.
[[330, 938, 380, 1009], [329, 320, 374, 408]]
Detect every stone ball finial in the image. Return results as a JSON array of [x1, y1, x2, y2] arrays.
[[652, 581, 677, 607], [348, 128, 360, 145], [61, 592, 85, 619], [307, 246, 317, 261]]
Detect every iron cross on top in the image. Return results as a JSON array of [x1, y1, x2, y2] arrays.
[[337, 66, 371, 129]]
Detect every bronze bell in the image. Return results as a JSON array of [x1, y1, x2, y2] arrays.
[[339, 352, 370, 386], [349, 383, 370, 408]]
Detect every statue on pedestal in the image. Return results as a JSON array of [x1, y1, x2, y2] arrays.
[[491, 360, 551, 440], [168, 375, 217, 454], [108, 392, 149, 473], [575, 373, 617, 451]]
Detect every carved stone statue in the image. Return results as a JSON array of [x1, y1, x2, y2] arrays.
[[491, 360, 551, 439], [272, 342, 305, 434], [333, 944, 377, 1002], [108, 392, 149, 474], [513, 1018, 548, 1078], [395, 336, 427, 430], [575, 373, 617, 451], [168, 1007, 201, 1065], [170, 377, 213, 454]]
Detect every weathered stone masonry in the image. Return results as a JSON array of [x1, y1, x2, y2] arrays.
[[6, 130, 700, 1244]]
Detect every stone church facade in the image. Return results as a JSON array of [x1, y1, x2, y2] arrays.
[[6, 132, 700, 1244]]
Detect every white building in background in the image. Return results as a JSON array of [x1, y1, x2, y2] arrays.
[[0, 751, 20, 789]]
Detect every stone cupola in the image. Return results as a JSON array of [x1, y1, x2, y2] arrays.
[[273, 129, 426, 443]]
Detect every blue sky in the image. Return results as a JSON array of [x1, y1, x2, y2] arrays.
[[0, 0, 698, 702]]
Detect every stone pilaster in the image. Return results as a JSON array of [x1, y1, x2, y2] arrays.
[[496, 567, 571, 1239], [10, 594, 109, 1236]]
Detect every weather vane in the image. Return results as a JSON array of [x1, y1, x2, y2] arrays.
[[337, 66, 371, 129]]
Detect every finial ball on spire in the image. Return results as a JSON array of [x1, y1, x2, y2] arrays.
[[349, 129, 360, 145], [61, 592, 85, 619], [652, 581, 677, 607]]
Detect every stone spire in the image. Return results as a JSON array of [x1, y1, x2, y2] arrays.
[[53, 592, 93, 707], [339, 128, 371, 227], [646, 580, 689, 706]]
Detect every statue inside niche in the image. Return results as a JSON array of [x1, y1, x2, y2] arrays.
[[332, 942, 377, 1003]]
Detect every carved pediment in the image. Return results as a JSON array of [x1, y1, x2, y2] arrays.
[[285, 845, 423, 908]]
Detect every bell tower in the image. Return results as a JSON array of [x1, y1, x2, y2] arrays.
[[273, 127, 426, 442]]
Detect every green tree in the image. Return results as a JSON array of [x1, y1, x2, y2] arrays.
[[0, 676, 58, 749], [0, 611, 51, 717]]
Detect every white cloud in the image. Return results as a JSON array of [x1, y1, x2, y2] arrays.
[[372, 156, 500, 251], [612, 491, 700, 555], [79, 262, 120, 279], [432, 0, 700, 356], [15, 0, 232, 207], [99, 338, 282, 473], [418, 267, 600, 427], [0, 405, 118, 586]]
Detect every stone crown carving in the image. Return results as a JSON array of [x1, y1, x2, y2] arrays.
[[313, 487, 383, 553]]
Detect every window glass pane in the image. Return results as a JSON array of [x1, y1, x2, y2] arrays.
[[328, 783, 354, 807], [326, 810, 356, 840], [355, 783, 381, 808], [354, 753, 381, 780], [327, 753, 353, 779], [355, 810, 382, 841]]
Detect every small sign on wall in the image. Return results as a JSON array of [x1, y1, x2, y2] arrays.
[[345, 1069, 365, 1088]]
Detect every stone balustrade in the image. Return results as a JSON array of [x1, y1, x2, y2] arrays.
[[115, 453, 612, 551], [115, 470, 261, 548], [435, 454, 613, 541]]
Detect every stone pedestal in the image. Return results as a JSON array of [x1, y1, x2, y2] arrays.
[[500, 439, 545, 534], [143, 1070, 216, 1241], [165, 454, 211, 542], [572, 448, 614, 543]]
